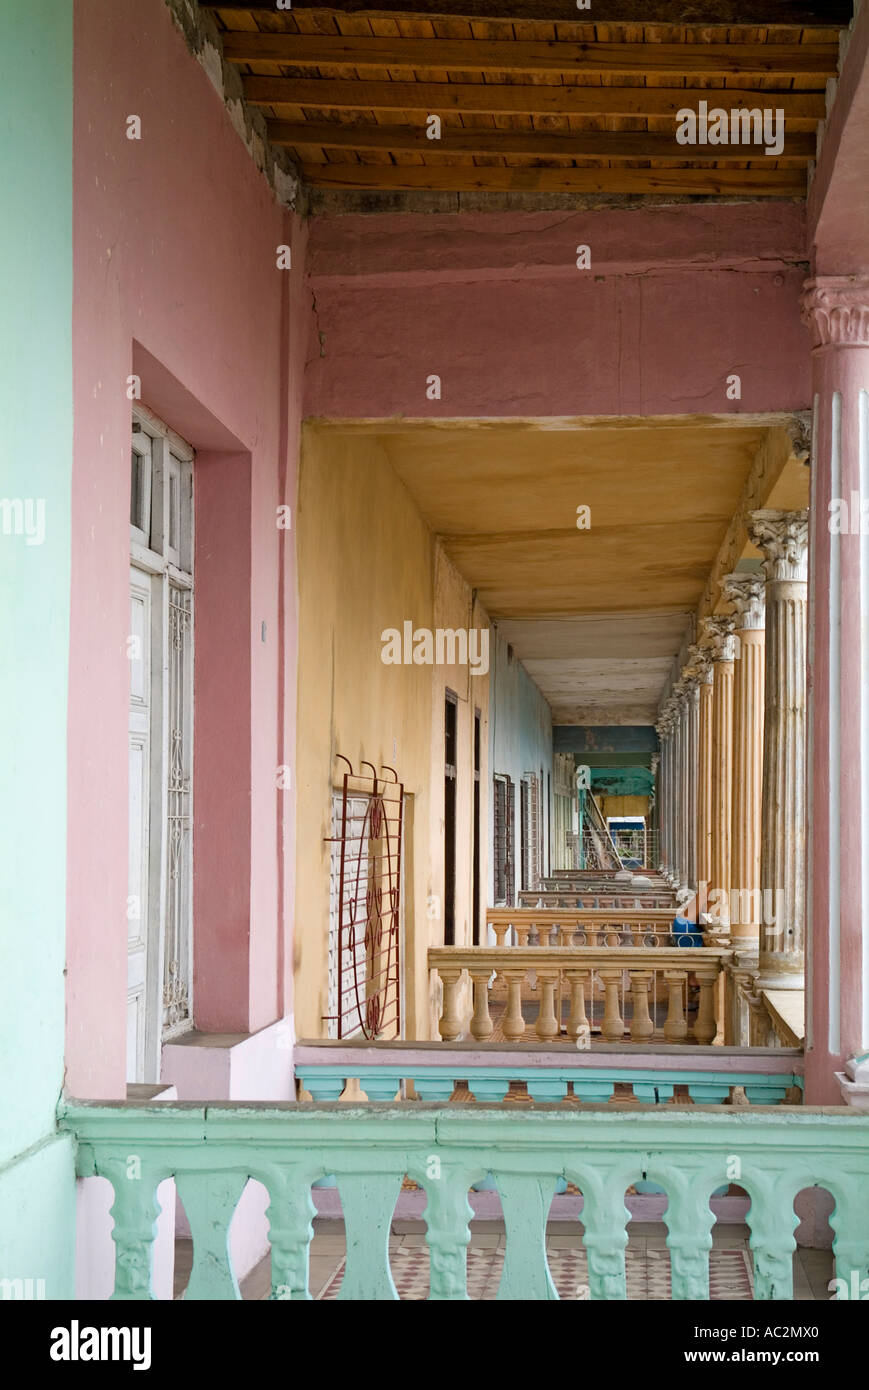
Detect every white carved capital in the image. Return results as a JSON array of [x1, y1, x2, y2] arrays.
[[802, 276, 869, 349], [701, 614, 738, 662], [720, 572, 766, 630], [748, 508, 809, 583]]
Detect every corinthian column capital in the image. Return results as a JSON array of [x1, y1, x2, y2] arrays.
[[701, 614, 738, 662], [686, 641, 715, 685], [720, 572, 766, 630], [802, 276, 869, 349], [786, 411, 812, 466], [748, 509, 809, 583]]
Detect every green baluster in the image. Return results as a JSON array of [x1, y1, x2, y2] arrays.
[[829, 1188, 869, 1300], [265, 1168, 317, 1301], [746, 1176, 796, 1300], [576, 1170, 629, 1300], [175, 1170, 248, 1300], [422, 1164, 475, 1300], [338, 1171, 403, 1300], [664, 1174, 714, 1300], [496, 1174, 559, 1300], [105, 1159, 161, 1301]]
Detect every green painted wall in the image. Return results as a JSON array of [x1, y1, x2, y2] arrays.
[[0, 0, 75, 1294]]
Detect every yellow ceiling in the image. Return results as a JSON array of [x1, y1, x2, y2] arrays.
[[379, 418, 773, 619], [314, 415, 808, 723]]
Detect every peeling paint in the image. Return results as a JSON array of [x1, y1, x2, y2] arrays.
[[162, 0, 301, 210]]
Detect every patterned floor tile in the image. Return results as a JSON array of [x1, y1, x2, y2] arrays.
[[318, 1245, 754, 1301]]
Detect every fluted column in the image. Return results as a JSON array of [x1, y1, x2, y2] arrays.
[[802, 278, 869, 1102], [654, 718, 669, 875], [695, 652, 715, 892], [670, 695, 684, 889], [748, 510, 808, 994], [649, 753, 659, 870], [686, 680, 700, 892], [658, 708, 676, 885], [703, 616, 737, 928], [676, 686, 691, 895], [721, 574, 766, 949]]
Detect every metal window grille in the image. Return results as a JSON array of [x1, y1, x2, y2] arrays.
[[494, 774, 514, 906], [325, 759, 404, 1039], [521, 773, 540, 890]]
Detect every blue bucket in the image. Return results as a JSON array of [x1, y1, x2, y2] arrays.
[[671, 914, 703, 948]]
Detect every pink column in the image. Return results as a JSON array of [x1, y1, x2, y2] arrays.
[[802, 277, 869, 1102]]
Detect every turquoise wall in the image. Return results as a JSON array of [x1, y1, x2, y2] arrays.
[[0, 0, 75, 1294], [488, 626, 553, 901]]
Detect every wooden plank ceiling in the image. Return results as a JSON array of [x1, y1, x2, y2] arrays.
[[200, 2, 849, 196]]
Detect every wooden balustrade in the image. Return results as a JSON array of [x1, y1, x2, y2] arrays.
[[429, 945, 732, 1046], [487, 907, 679, 948]]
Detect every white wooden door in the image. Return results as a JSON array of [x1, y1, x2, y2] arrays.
[[127, 565, 152, 1082]]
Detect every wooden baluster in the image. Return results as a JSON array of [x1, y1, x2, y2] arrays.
[[469, 971, 494, 1041], [663, 970, 688, 1043], [502, 970, 526, 1041], [599, 968, 625, 1043], [566, 969, 590, 1042], [628, 970, 655, 1042], [693, 969, 719, 1045], [534, 970, 560, 1041], [438, 968, 465, 1041]]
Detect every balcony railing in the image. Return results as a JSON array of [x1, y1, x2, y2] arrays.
[[518, 891, 676, 909], [61, 1101, 869, 1300], [430, 944, 731, 1044], [489, 907, 679, 945], [295, 1041, 803, 1104]]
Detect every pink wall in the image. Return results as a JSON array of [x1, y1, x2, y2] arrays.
[[304, 204, 811, 419], [69, 0, 307, 1096], [808, 0, 869, 276]]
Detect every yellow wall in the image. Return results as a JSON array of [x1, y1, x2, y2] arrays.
[[601, 796, 649, 820], [295, 426, 489, 1040]]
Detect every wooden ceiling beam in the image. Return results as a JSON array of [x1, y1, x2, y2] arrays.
[[224, 33, 839, 76], [245, 76, 826, 122], [299, 162, 807, 194], [271, 118, 816, 162], [200, 1, 851, 27]]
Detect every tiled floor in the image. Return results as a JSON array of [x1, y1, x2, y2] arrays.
[[195, 1220, 834, 1301]]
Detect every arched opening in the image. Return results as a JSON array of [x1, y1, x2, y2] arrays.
[[793, 1186, 836, 1300]]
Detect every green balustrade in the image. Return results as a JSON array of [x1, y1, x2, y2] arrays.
[[296, 1064, 801, 1105], [61, 1102, 869, 1302]]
